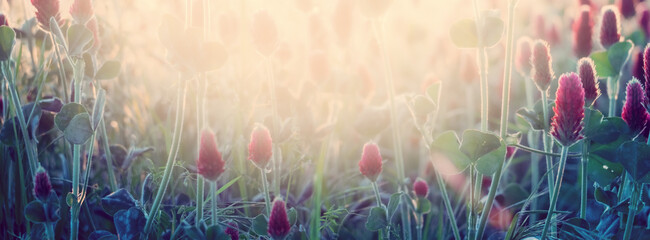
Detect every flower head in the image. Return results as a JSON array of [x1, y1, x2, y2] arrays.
[[573, 6, 593, 58], [268, 198, 291, 239], [31, 0, 62, 31], [639, 6, 650, 38], [530, 40, 554, 92], [69, 0, 94, 24], [617, 0, 636, 19], [515, 37, 533, 76], [577, 58, 600, 106], [506, 146, 517, 159], [600, 6, 622, 49], [196, 130, 225, 181], [0, 14, 8, 26], [622, 78, 649, 134], [33, 167, 52, 201], [413, 179, 429, 198], [225, 222, 239, 240], [550, 73, 585, 146], [358, 142, 383, 182], [643, 44, 650, 109], [248, 125, 273, 169]]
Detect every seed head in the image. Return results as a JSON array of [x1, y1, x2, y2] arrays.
[[550, 73, 585, 146]]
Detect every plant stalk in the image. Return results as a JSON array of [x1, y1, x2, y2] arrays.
[[579, 109, 592, 219], [541, 92, 555, 197], [100, 119, 118, 191], [540, 146, 570, 240], [623, 182, 641, 240], [211, 181, 218, 226], [261, 168, 271, 217], [607, 76, 620, 117]]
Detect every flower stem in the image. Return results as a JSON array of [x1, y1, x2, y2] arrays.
[[371, 18, 411, 240], [476, 1, 517, 239], [211, 181, 218, 226], [540, 146, 570, 240], [433, 169, 461, 240], [541, 92, 555, 197], [372, 181, 388, 240], [195, 77, 204, 226], [70, 59, 84, 240], [265, 58, 281, 195], [579, 110, 592, 219], [100, 119, 118, 191], [144, 79, 188, 234], [607, 76, 620, 117], [261, 168, 271, 217], [623, 182, 641, 240]]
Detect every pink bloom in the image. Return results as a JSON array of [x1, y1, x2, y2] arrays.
[[225, 222, 239, 240], [577, 58, 601, 106], [31, 0, 62, 31], [573, 6, 593, 58], [515, 37, 533, 76], [530, 40, 554, 92], [643, 44, 650, 109], [69, 0, 94, 24], [248, 125, 273, 169], [196, 130, 225, 181], [413, 179, 429, 198], [0, 14, 8, 26], [506, 146, 517, 159], [550, 73, 585, 146], [617, 0, 636, 19], [34, 168, 52, 201], [268, 198, 291, 239], [358, 142, 383, 182], [639, 6, 650, 38], [622, 79, 649, 134], [600, 6, 622, 49]]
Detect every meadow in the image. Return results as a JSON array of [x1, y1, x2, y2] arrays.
[[2, 0, 650, 239]]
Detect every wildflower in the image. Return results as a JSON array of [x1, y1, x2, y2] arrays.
[[639, 6, 650, 38], [573, 6, 593, 58], [515, 37, 533, 76], [251, 11, 278, 56], [577, 58, 601, 106], [643, 44, 650, 109], [617, 0, 636, 19], [506, 146, 517, 159], [530, 40, 554, 92], [550, 73, 585, 146], [248, 125, 273, 169], [196, 130, 225, 181], [225, 222, 239, 240], [69, 0, 94, 24], [413, 179, 429, 198], [31, 0, 62, 31], [34, 167, 52, 201], [268, 198, 291, 239], [622, 79, 649, 134], [358, 142, 383, 182], [600, 6, 622, 49], [0, 14, 8, 26]]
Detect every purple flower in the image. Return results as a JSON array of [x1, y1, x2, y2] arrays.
[[550, 73, 585, 146], [358, 142, 383, 182], [515, 37, 533, 76], [573, 6, 593, 58], [577, 58, 600, 106], [33, 168, 52, 201], [225, 222, 239, 240], [622, 79, 649, 134], [600, 6, 622, 49], [413, 179, 429, 198], [196, 130, 225, 181], [268, 198, 291, 239], [248, 125, 273, 169], [617, 0, 636, 19]]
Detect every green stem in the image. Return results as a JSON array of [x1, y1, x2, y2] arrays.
[[195, 77, 204, 226], [607, 76, 620, 117], [70, 59, 84, 240], [261, 168, 271, 217], [100, 119, 118, 191], [211, 181, 218, 226], [144, 80, 188, 234], [468, 165, 476, 240], [265, 58, 281, 195], [476, 2, 517, 239], [49, 33, 68, 102], [372, 18, 410, 240], [196, 176, 204, 225], [580, 109, 592, 219], [434, 169, 461, 240], [372, 181, 388, 240], [2, 61, 38, 177], [416, 213, 423, 240], [623, 183, 641, 240], [310, 135, 331, 239], [540, 146, 570, 240], [541, 92, 555, 197]]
